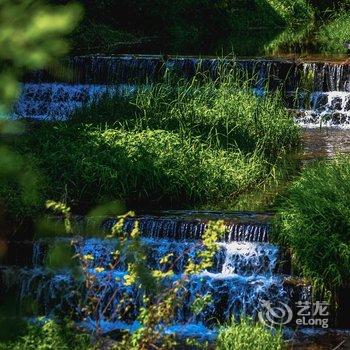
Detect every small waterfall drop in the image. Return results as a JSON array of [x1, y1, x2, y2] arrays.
[[12, 83, 134, 120], [0, 213, 309, 338]]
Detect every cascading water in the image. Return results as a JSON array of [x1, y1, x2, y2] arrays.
[[5, 55, 346, 342], [14, 55, 350, 130], [0, 214, 308, 339], [12, 83, 135, 120], [290, 91, 350, 127]]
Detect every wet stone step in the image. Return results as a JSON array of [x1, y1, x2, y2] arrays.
[[12, 83, 135, 121], [291, 109, 350, 128], [285, 91, 350, 111], [76, 239, 281, 276], [23, 55, 350, 92], [36, 215, 271, 242], [115, 216, 270, 242]]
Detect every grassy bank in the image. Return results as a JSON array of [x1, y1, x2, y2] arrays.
[[2, 72, 300, 217], [68, 0, 314, 55], [274, 156, 350, 302], [72, 72, 300, 158], [15, 126, 267, 212], [0, 318, 92, 350]]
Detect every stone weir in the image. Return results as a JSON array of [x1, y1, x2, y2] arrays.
[[0, 212, 311, 339], [22, 55, 350, 92]]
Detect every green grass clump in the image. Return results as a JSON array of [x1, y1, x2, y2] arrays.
[[73, 72, 300, 159], [0, 319, 92, 350], [216, 318, 283, 350], [274, 156, 350, 298], [19, 125, 266, 210], [316, 11, 350, 54]]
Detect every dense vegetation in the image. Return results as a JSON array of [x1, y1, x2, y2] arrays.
[[0, 319, 92, 350], [3, 72, 299, 216], [2, 0, 350, 348], [216, 318, 283, 350], [63, 0, 350, 55], [274, 156, 350, 305]]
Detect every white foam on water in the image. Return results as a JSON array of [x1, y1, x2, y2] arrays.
[[12, 83, 136, 121], [295, 91, 350, 128]]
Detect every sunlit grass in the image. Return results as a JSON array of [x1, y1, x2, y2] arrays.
[[216, 318, 283, 350], [72, 70, 300, 159], [316, 11, 350, 54], [274, 155, 350, 299]]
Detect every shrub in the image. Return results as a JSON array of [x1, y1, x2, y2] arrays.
[[274, 156, 350, 298], [18, 126, 266, 210], [265, 0, 314, 25], [216, 318, 283, 350]]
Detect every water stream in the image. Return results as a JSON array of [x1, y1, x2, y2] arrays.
[[3, 55, 350, 343], [0, 213, 309, 339]]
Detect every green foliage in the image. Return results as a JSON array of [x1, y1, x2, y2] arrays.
[[5, 71, 300, 213], [0, 0, 80, 222], [87, 216, 226, 349], [216, 318, 283, 350], [62, 0, 350, 55], [274, 156, 350, 298], [0, 0, 82, 111], [0, 148, 44, 218], [70, 0, 315, 55], [0, 319, 92, 350], [16, 125, 266, 210], [265, 0, 314, 25], [73, 72, 300, 159], [316, 10, 350, 54]]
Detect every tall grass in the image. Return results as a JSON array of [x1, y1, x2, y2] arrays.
[[274, 156, 350, 299], [216, 318, 283, 350], [4, 69, 301, 214], [316, 10, 350, 54], [73, 69, 300, 159], [16, 125, 266, 211]]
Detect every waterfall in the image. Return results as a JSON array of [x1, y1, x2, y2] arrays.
[[16, 55, 350, 128], [0, 213, 310, 338], [12, 83, 135, 120], [291, 91, 350, 128]]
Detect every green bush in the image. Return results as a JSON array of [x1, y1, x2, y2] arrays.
[[265, 0, 314, 25], [73, 72, 300, 159], [216, 318, 283, 350], [18, 126, 266, 210], [274, 156, 350, 297], [0, 319, 92, 350]]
